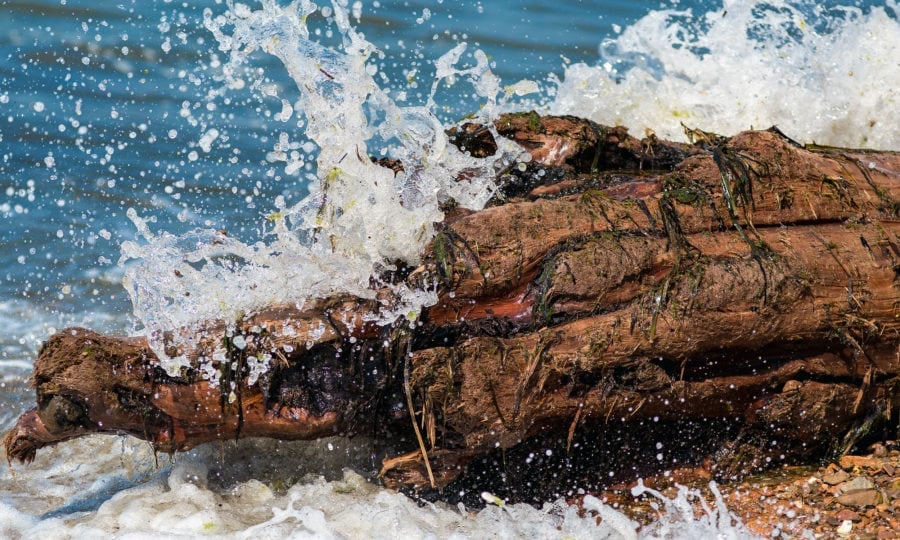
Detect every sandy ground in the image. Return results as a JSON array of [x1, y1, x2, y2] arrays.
[[589, 442, 900, 539]]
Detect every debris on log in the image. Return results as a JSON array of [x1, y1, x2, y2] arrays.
[[6, 113, 900, 503]]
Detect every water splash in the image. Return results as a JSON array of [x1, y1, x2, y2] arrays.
[[550, 0, 900, 149], [627, 480, 756, 539], [119, 0, 531, 376]]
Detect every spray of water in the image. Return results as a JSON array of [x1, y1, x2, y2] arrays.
[[627, 480, 755, 539], [119, 0, 532, 376], [550, 0, 900, 149]]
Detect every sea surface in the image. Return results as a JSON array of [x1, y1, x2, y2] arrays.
[[0, 0, 897, 537]]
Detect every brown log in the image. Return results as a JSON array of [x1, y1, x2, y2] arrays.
[[6, 114, 900, 503]]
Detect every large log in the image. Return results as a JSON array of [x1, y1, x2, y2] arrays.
[[6, 114, 900, 501]]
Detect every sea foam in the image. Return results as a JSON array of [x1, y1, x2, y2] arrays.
[[1, 435, 760, 539], [550, 0, 900, 149]]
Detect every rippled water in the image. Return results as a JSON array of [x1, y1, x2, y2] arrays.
[[1, 0, 897, 537]]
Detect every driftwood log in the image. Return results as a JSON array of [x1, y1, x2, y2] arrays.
[[6, 113, 900, 502]]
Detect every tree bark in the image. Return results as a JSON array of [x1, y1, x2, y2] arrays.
[[7, 114, 900, 500]]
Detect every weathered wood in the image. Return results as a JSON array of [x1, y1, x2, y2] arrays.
[[6, 114, 900, 500]]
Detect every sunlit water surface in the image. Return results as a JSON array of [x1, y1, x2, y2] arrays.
[[1, 0, 897, 537]]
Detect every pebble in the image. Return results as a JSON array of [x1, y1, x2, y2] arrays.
[[822, 470, 850, 485], [836, 489, 881, 508], [835, 508, 860, 521], [836, 519, 853, 537], [839, 476, 876, 493], [870, 443, 887, 457], [840, 455, 883, 470]]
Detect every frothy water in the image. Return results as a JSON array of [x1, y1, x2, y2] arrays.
[[551, 0, 900, 149], [3, 0, 898, 537], [1, 434, 751, 539]]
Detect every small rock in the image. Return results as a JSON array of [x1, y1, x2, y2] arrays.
[[823, 470, 850, 485], [835, 508, 860, 522], [882, 462, 895, 476], [840, 455, 882, 470], [839, 476, 876, 493], [869, 443, 887, 457], [836, 519, 853, 537], [836, 489, 881, 508]]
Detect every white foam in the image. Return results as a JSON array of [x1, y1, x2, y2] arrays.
[[0, 435, 760, 539], [550, 0, 900, 149]]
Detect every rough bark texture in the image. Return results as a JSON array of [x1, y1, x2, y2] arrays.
[[6, 113, 900, 502]]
